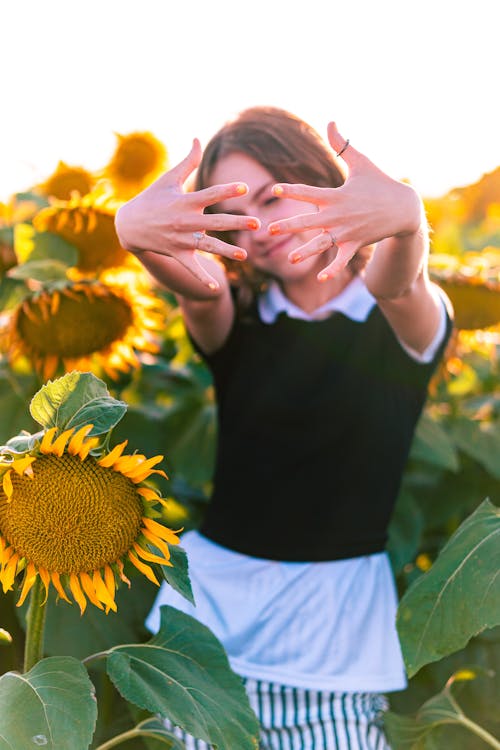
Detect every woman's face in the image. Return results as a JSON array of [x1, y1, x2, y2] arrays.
[[208, 152, 329, 282]]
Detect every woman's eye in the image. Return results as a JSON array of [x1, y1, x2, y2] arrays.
[[263, 196, 278, 207]]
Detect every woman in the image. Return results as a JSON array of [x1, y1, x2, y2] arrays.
[[115, 107, 452, 750]]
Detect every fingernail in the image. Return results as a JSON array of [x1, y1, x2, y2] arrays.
[[233, 249, 246, 260], [235, 184, 247, 195], [208, 281, 219, 290], [291, 254, 302, 264], [247, 218, 259, 230], [318, 272, 329, 283], [269, 225, 281, 236], [273, 185, 284, 196]]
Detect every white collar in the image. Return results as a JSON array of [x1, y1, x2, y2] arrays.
[[258, 276, 376, 324]]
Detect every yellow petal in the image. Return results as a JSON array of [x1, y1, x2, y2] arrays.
[[77, 437, 100, 461], [16, 563, 38, 608], [142, 518, 180, 545], [122, 455, 164, 478], [42, 355, 59, 382], [141, 528, 173, 561], [116, 559, 131, 587], [130, 468, 168, 484], [133, 541, 172, 566], [128, 551, 159, 585], [2, 470, 13, 501], [38, 567, 51, 605], [104, 564, 116, 604], [136, 487, 161, 501], [67, 424, 94, 455], [113, 454, 147, 473], [50, 291, 60, 315], [51, 571, 72, 603], [1, 553, 19, 592], [97, 440, 128, 468], [80, 571, 103, 610], [92, 570, 117, 613], [69, 573, 87, 615], [49, 428, 76, 457], [11, 455, 36, 477], [40, 427, 58, 454]]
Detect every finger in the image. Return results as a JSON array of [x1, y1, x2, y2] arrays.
[[184, 181, 249, 209], [268, 210, 325, 236], [272, 182, 328, 205], [168, 138, 203, 186], [200, 212, 260, 234], [316, 240, 359, 282], [327, 122, 362, 170], [288, 230, 334, 265], [195, 232, 248, 262], [174, 249, 221, 291]]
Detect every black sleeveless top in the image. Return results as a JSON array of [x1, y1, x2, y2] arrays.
[[194, 297, 451, 562]]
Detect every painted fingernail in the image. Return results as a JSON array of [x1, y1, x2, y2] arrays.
[[233, 249, 247, 260], [208, 281, 219, 290], [247, 218, 259, 230], [318, 272, 329, 283], [235, 183, 247, 195], [273, 185, 284, 196], [269, 225, 281, 235], [291, 254, 302, 264]]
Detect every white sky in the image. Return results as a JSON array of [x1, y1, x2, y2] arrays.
[[1, 0, 499, 203]]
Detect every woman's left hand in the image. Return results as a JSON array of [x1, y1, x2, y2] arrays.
[[268, 122, 425, 281]]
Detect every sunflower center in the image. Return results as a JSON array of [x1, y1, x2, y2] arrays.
[[17, 289, 133, 358], [0, 455, 143, 573]]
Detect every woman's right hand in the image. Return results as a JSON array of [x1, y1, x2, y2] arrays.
[[115, 138, 260, 287]]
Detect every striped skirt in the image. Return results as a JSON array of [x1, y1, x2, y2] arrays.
[[163, 678, 391, 749]]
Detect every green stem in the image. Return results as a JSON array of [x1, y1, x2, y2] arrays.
[[95, 728, 175, 749], [460, 715, 500, 749], [23, 576, 47, 672]]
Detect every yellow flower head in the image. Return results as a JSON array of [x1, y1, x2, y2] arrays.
[[104, 131, 168, 199], [3, 279, 164, 381], [38, 162, 96, 201], [33, 191, 130, 273], [0, 425, 178, 614]]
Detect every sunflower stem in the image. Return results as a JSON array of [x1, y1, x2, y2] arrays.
[[23, 576, 47, 672]]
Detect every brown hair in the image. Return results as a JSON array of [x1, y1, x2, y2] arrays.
[[195, 106, 372, 299]]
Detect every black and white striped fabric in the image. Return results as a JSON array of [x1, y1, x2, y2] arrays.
[[163, 678, 391, 749]]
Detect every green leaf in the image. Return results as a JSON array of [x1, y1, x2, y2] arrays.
[[27, 230, 79, 266], [160, 545, 195, 605], [410, 413, 460, 472], [0, 275, 29, 311], [384, 668, 499, 750], [8, 258, 70, 282], [0, 656, 97, 750], [451, 418, 500, 479], [125, 717, 186, 748], [106, 606, 260, 750], [29, 371, 127, 435], [397, 498, 500, 677]]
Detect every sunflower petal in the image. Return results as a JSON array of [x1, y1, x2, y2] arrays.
[[130, 468, 168, 484], [128, 551, 159, 585], [80, 571, 103, 610], [16, 562, 38, 607], [11, 455, 36, 478], [142, 518, 180, 545], [97, 440, 128, 468], [38, 567, 51, 604], [141, 528, 173, 561], [93, 570, 117, 613], [49, 428, 76, 457], [77, 437, 100, 461], [40, 427, 58, 454], [67, 424, 94, 455], [51, 571, 72, 603], [133, 541, 171, 566], [2, 470, 13, 502], [69, 573, 87, 615], [1, 553, 19, 592], [116, 559, 131, 587]]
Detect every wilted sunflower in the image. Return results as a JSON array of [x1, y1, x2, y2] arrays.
[[38, 161, 96, 201], [33, 191, 131, 273], [104, 131, 168, 199], [0, 425, 179, 614], [3, 279, 164, 381]]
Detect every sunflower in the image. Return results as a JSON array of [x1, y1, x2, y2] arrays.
[[103, 131, 168, 199], [38, 161, 96, 200], [3, 278, 165, 381], [33, 191, 131, 273], [0, 425, 179, 614]]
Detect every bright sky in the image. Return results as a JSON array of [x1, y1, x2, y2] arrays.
[[2, 0, 499, 203]]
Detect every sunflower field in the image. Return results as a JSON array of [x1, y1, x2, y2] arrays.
[[0, 133, 499, 749]]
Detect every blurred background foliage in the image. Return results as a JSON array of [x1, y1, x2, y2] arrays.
[[0, 136, 499, 748]]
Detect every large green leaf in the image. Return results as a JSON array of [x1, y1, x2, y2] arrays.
[[0, 276, 29, 311], [29, 371, 127, 435], [397, 499, 500, 677], [0, 656, 97, 749], [410, 412, 460, 472], [106, 606, 259, 750], [8, 258, 70, 282], [384, 668, 500, 750], [160, 545, 195, 605], [451, 418, 500, 479]]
